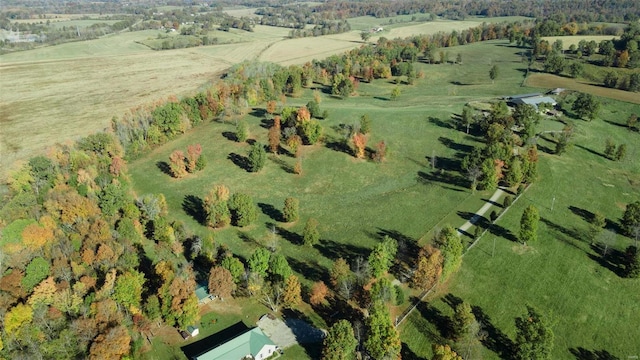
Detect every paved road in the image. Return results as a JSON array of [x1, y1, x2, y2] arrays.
[[458, 187, 506, 234]]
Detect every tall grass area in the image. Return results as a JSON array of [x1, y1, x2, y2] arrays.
[[401, 97, 640, 358]]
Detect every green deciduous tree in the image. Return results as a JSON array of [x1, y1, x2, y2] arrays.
[[360, 114, 371, 134], [247, 142, 267, 172], [514, 306, 554, 360], [364, 302, 401, 360], [236, 121, 248, 142], [390, 86, 401, 101], [432, 344, 463, 360], [22, 257, 50, 292], [489, 65, 499, 83], [303, 218, 320, 246], [624, 246, 640, 278], [604, 138, 616, 159], [248, 248, 271, 277], [621, 201, 640, 237], [228, 192, 257, 227], [368, 236, 398, 278], [480, 158, 499, 190], [435, 225, 463, 280], [452, 301, 475, 340], [615, 144, 627, 161], [520, 205, 540, 244], [322, 319, 358, 360], [572, 93, 600, 121], [204, 185, 231, 228], [113, 270, 145, 310], [283, 197, 299, 222], [220, 256, 245, 283], [269, 253, 292, 283]]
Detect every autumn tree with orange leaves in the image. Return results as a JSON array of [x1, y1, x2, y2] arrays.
[[352, 132, 367, 159], [169, 150, 187, 178]]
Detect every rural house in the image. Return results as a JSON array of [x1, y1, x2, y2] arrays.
[[182, 322, 278, 360]]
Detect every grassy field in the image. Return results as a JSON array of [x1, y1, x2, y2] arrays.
[[400, 96, 640, 359]]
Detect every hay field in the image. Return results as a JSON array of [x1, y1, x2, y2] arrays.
[[525, 73, 640, 104], [541, 35, 618, 49], [0, 29, 287, 175]]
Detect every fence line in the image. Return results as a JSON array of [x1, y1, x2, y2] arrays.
[[394, 283, 436, 328]]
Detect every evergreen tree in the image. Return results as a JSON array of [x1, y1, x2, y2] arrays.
[[236, 121, 248, 142], [283, 197, 299, 222], [452, 302, 475, 340], [302, 218, 320, 246], [228, 192, 257, 227], [514, 306, 554, 360], [624, 246, 640, 278], [247, 142, 266, 172], [519, 205, 540, 244], [322, 320, 358, 360]]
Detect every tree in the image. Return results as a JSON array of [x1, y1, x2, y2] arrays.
[[621, 201, 640, 237], [572, 93, 600, 121], [543, 52, 565, 74], [310, 281, 329, 306], [615, 144, 627, 161], [186, 144, 202, 173], [22, 257, 50, 292], [627, 114, 638, 131], [113, 271, 145, 311], [350, 132, 366, 160], [604, 138, 616, 159], [89, 325, 131, 360], [489, 65, 499, 83], [169, 150, 187, 178], [411, 245, 443, 290], [432, 344, 463, 360], [629, 74, 640, 92], [452, 302, 476, 340], [228, 192, 257, 226], [4, 303, 33, 335], [300, 119, 323, 145], [204, 185, 231, 228], [390, 86, 401, 100], [588, 212, 606, 244], [514, 306, 554, 360], [505, 158, 524, 187], [247, 142, 267, 172], [266, 100, 277, 115], [207, 266, 234, 300], [360, 114, 371, 134], [364, 302, 401, 360], [568, 62, 583, 78], [268, 125, 280, 154], [360, 31, 372, 42], [282, 197, 299, 223], [248, 248, 271, 277], [624, 246, 640, 278], [435, 226, 463, 280], [303, 218, 320, 246], [480, 158, 499, 190], [330, 258, 351, 288], [220, 256, 245, 283], [282, 275, 302, 308], [368, 236, 398, 278], [322, 320, 358, 360], [236, 121, 248, 142], [269, 254, 292, 283], [373, 140, 387, 163], [461, 106, 474, 134], [603, 71, 618, 88], [519, 205, 540, 244]]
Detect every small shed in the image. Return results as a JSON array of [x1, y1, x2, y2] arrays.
[[187, 326, 200, 337]]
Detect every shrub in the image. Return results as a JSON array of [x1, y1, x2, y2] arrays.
[[236, 121, 248, 142], [503, 195, 513, 208], [490, 210, 498, 222]]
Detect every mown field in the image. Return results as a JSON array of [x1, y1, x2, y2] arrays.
[[400, 96, 640, 358], [526, 73, 640, 104], [0, 18, 516, 178]]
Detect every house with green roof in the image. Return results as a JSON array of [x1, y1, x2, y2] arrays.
[[182, 322, 278, 360]]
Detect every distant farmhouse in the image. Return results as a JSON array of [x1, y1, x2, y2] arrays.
[[504, 92, 557, 109], [182, 322, 278, 360]]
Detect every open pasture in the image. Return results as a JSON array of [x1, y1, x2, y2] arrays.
[[541, 35, 618, 50], [401, 96, 640, 359]]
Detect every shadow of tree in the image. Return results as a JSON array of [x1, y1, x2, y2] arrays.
[[574, 144, 609, 160], [286, 256, 326, 282], [488, 223, 519, 242], [237, 230, 257, 245], [569, 347, 620, 360], [471, 305, 515, 359], [568, 205, 595, 223], [258, 202, 283, 222], [416, 301, 453, 340], [417, 169, 467, 188], [588, 243, 627, 277], [438, 136, 475, 154], [182, 194, 206, 225], [156, 161, 172, 176], [325, 136, 353, 156], [269, 156, 294, 174], [228, 152, 250, 171], [222, 131, 237, 142], [442, 293, 463, 310], [315, 239, 369, 262], [429, 117, 453, 130], [401, 343, 425, 360], [276, 226, 303, 245]]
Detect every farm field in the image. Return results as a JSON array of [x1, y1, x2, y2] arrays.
[[541, 35, 619, 50]]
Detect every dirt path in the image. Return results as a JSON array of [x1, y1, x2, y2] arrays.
[[457, 187, 505, 234]]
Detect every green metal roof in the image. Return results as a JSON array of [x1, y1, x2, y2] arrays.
[[195, 285, 209, 301], [195, 327, 275, 360]]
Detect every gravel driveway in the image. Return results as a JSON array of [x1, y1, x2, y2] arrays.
[[257, 315, 325, 349]]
